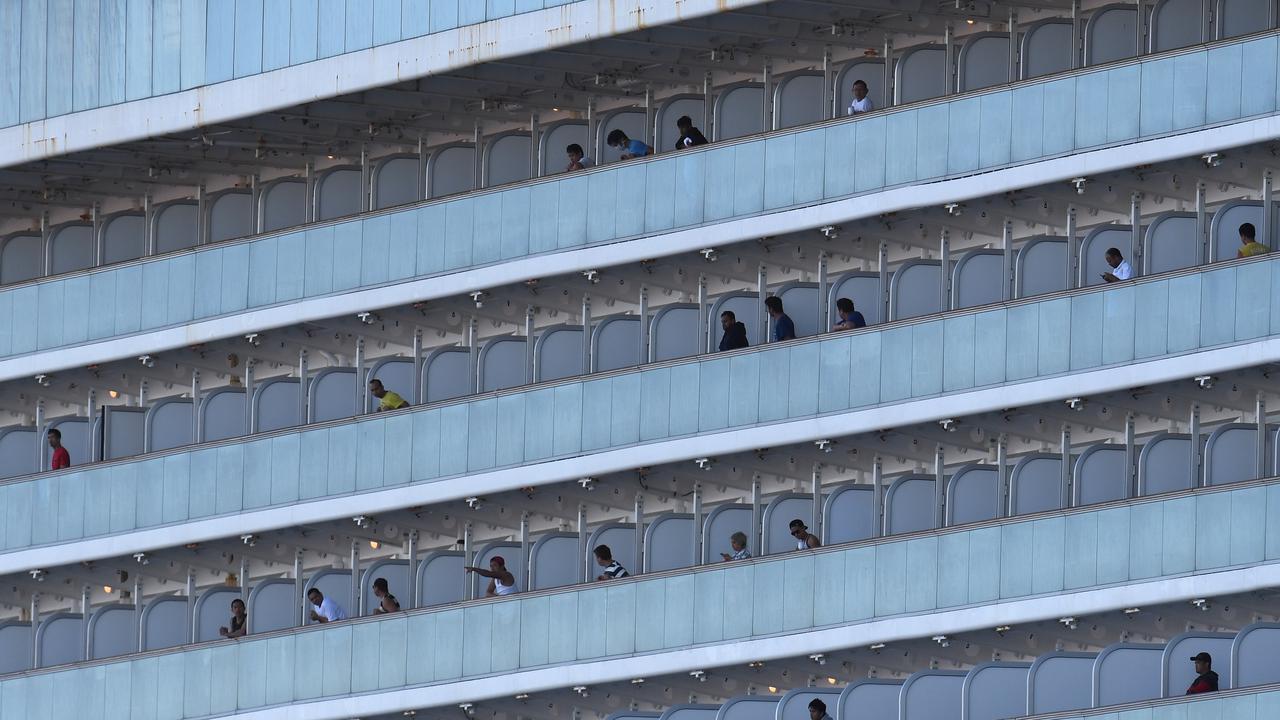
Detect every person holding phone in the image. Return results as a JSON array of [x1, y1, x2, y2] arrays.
[[1100, 247, 1133, 283], [720, 532, 751, 562]]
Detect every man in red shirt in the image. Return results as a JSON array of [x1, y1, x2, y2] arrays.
[[47, 428, 70, 470], [1186, 652, 1219, 694]]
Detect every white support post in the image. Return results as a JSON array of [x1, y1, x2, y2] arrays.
[[239, 554, 249, 600], [1008, 9, 1019, 81], [250, 175, 262, 234], [354, 336, 366, 414], [644, 86, 655, 150], [411, 330, 423, 405], [1257, 394, 1268, 481], [817, 252, 829, 331], [932, 445, 946, 528], [30, 593, 40, 667], [1197, 181, 1210, 262], [762, 61, 774, 131], [821, 46, 834, 120], [81, 586, 91, 660], [186, 567, 196, 643], [691, 482, 704, 566], [1002, 220, 1014, 301], [1131, 193, 1144, 274], [1060, 426, 1072, 508], [1065, 205, 1078, 289], [633, 494, 645, 573], [416, 136, 427, 201], [877, 240, 890, 320], [638, 285, 650, 365], [703, 72, 714, 131], [191, 370, 202, 441], [576, 505, 588, 583], [586, 96, 599, 163], [698, 274, 710, 353], [463, 521, 475, 599], [294, 549, 304, 627], [195, 184, 207, 246], [757, 264, 768, 343], [350, 539, 361, 616], [359, 145, 371, 212], [810, 464, 823, 542], [242, 360, 254, 431], [298, 350, 309, 424], [581, 295, 592, 379], [1189, 403, 1202, 489], [35, 399, 46, 471], [405, 530, 418, 610], [872, 455, 884, 536], [1125, 412, 1137, 498], [750, 475, 762, 556], [1263, 170, 1274, 250], [473, 121, 485, 189], [467, 317, 479, 394], [134, 575, 144, 650], [530, 112, 542, 179], [939, 228, 951, 311], [519, 513, 530, 587], [944, 23, 956, 94], [883, 37, 895, 107], [303, 162, 316, 223], [997, 435, 1009, 517], [40, 212, 50, 276], [525, 306, 536, 382], [1071, 1, 1082, 69]]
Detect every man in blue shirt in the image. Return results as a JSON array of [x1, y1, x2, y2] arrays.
[[765, 296, 796, 342], [832, 297, 867, 330], [606, 129, 652, 160]]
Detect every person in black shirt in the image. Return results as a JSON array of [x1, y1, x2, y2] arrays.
[[675, 115, 709, 150], [219, 598, 248, 638], [1186, 652, 1219, 694], [718, 310, 749, 351]]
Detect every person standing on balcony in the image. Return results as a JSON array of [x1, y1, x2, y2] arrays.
[[465, 556, 519, 597], [675, 115, 709, 149], [218, 598, 248, 638], [832, 298, 867, 331], [1237, 223, 1269, 258], [718, 310, 750, 351], [789, 519, 821, 550], [606, 129, 652, 160], [47, 428, 70, 470], [1100, 247, 1134, 283], [766, 296, 796, 342], [593, 545, 630, 581], [848, 79, 874, 115], [720, 532, 752, 562], [371, 577, 401, 614], [368, 379, 409, 412], [809, 698, 834, 720], [307, 588, 348, 624], [1186, 652, 1219, 694], [565, 143, 593, 172]]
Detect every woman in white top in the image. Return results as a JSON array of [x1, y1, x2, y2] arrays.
[[465, 556, 519, 597]]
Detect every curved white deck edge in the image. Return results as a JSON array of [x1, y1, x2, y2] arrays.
[[2, 334, 1275, 576], [1, 112, 1274, 384], [0, 0, 771, 168]]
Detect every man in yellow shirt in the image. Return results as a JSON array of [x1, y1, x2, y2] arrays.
[[368, 379, 409, 412], [1237, 222, 1269, 258]]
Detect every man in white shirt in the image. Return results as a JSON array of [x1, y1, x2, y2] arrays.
[[1101, 247, 1134, 283], [848, 79, 874, 115], [307, 588, 348, 624]]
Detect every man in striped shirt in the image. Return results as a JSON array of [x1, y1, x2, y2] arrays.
[[593, 545, 629, 581]]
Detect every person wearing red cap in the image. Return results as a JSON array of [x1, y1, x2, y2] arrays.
[[465, 556, 518, 597]]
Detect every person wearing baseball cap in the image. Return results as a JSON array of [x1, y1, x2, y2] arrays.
[[465, 556, 518, 597], [1186, 652, 1219, 694]]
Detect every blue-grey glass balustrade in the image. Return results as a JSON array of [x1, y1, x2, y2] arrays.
[[0, 0, 590, 129], [3, 252, 1280, 555], [0, 479, 1276, 718], [2, 32, 1279, 361]]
